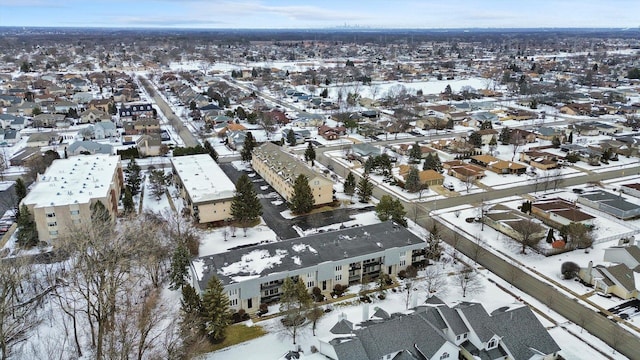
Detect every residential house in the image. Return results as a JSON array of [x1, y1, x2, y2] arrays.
[[0, 114, 21, 129], [320, 297, 560, 360], [92, 121, 118, 140], [397, 165, 444, 187], [476, 129, 499, 145], [26, 132, 58, 148], [291, 112, 325, 127], [119, 103, 154, 120], [508, 128, 537, 144], [9, 147, 39, 166], [531, 198, 595, 226], [88, 99, 114, 113], [124, 118, 160, 135], [537, 127, 566, 142], [32, 113, 65, 128], [3, 129, 21, 145], [136, 133, 162, 157], [79, 109, 111, 124], [519, 150, 560, 170], [66, 141, 113, 156], [484, 204, 547, 243], [10, 116, 27, 130], [171, 154, 235, 224], [252, 142, 334, 206], [560, 103, 592, 116], [20, 154, 123, 244], [192, 222, 426, 312], [470, 155, 527, 175], [443, 160, 486, 182], [603, 243, 640, 269], [318, 125, 346, 140], [577, 190, 640, 220], [281, 128, 311, 142], [560, 144, 602, 165]]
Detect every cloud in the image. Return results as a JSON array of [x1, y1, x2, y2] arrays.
[[193, 1, 370, 22]]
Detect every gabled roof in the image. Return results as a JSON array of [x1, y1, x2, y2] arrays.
[[330, 319, 354, 335], [491, 306, 561, 359]]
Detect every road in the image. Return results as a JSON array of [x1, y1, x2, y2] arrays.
[[137, 76, 200, 148], [315, 146, 640, 359]]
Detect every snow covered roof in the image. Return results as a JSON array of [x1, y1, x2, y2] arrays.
[[170, 154, 235, 204], [22, 154, 121, 209]]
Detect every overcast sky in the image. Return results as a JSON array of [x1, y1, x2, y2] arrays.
[[1, 0, 639, 29]]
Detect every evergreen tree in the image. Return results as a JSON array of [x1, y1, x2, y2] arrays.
[[499, 127, 511, 145], [169, 245, 191, 290], [343, 172, 356, 197], [241, 132, 256, 162], [357, 174, 373, 203], [568, 131, 573, 144], [124, 159, 142, 195], [408, 142, 422, 163], [202, 275, 232, 343], [375, 195, 407, 227], [279, 277, 313, 345], [427, 223, 442, 260], [16, 205, 38, 248], [480, 120, 493, 130], [422, 153, 435, 171], [363, 156, 375, 174], [468, 131, 482, 147], [180, 284, 206, 342], [204, 140, 219, 162], [148, 169, 169, 200], [122, 187, 135, 215], [405, 166, 421, 193], [14, 178, 27, 216], [552, 136, 561, 148], [432, 153, 443, 173], [546, 228, 555, 244], [444, 84, 452, 95], [488, 135, 498, 147], [290, 174, 314, 214], [304, 142, 316, 165], [286, 129, 297, 146], [320, 88, 328, 98], [90, 200, 111, 225], [230, 174, 263, 226]]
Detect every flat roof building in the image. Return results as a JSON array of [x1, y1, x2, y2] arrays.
[[21, 154, 123, 244], [171, 154, 235, 224]]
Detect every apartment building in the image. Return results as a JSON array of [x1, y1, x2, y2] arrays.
[[192, 221, 426, 312], [21, 154, 123, 244], [171, 154, 235, 224], [251, 142, 333, 206]]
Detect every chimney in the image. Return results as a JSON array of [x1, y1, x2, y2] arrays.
[[362, 303, 369, 322]]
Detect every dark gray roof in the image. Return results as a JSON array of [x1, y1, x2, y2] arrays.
[[372, 307, 390, 320], [579, 190, 639, 211], [392, 350, 420, 360], [437, 306, 469, 335], [68, 140, 113, 154], [332, 337, 368, 359], [196, 221, 424, 288], [491, 306, 561, 359], [352, 311, 449, 359], [455, 302, 495, 342], [330, 319, 354, 335]]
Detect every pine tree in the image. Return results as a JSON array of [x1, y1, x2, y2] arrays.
[[357, 174, 373, 203], [180, 284, 206, 341], [14, 178, 27, 217], [343, 172, 356, 196], [280, 277, 313, 345], [468, 131, 482, 147], [124, 159, 142, 195], [290, 174, 314, 214], [409, 142, 422, 163], [488, 135, 498, 147], [405, 166, 421, 193], [432, 153, 443, 173], [122, 187, 135, 215], [287, 129, 297, 146], [148, 169, 169, 200], [230, 174, 263, 226], [546, 228, 555, 244], [202, 275, 232, 343], [423, 153, 435, 171], [169, 245, 191, 290], [16, 205, 38, 248], [363, 157, 375, 174], [375, 195, 407, 226], [499, 127, 511, 145], [551, 136, 561, 148], [568, 131, 573, 144], [241, 132, 256, 162], [304, 142, 316, 165]]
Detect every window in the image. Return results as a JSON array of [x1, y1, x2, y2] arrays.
[[400, 260, 406, 267], [307, 272, 314, 278], [307, 281, 314, 288], [70, 210, 80, 215], [46, 212, 56, 218], [228, 289, 238, 296], [47, 222, 57, 227], [247, 299, 252, 308], [49, 230, 58, 236], [322, 280, 327, 290], [487, 339, 497, 349], [456, 335, 461, 341], [440, 353, 450, 359], [335, 274, 342, 281], [230, 298, 238, 306], [335, 265, 342, 271]]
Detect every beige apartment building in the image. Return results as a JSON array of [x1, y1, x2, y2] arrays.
[[252, 142, 333, 206], [21, 154, 123, 244], [171, 154, 236, 224]]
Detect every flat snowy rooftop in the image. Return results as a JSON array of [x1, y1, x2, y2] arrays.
[[170, 154, 235, 203], [22, 154, 120, 208]]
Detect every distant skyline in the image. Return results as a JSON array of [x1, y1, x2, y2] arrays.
[[1, 0, 639, 29]]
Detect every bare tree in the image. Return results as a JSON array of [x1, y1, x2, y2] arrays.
[[469, 233, 487, 264], [423, 266, 447, 296], [509, 218, 544, 254], [551, 169, 564, 190], [404, 280, 414, 309], [455, 265, 483, 298]]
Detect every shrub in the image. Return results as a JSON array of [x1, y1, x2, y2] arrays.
[[258, 303, 269, 315], [405, 265, 418, 278], [398, 270, 407, 279], [312, 286, 325, 302], [561, 262, 581, 280], [231, 309, 251, 323], [331, 284, 347, 298]]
